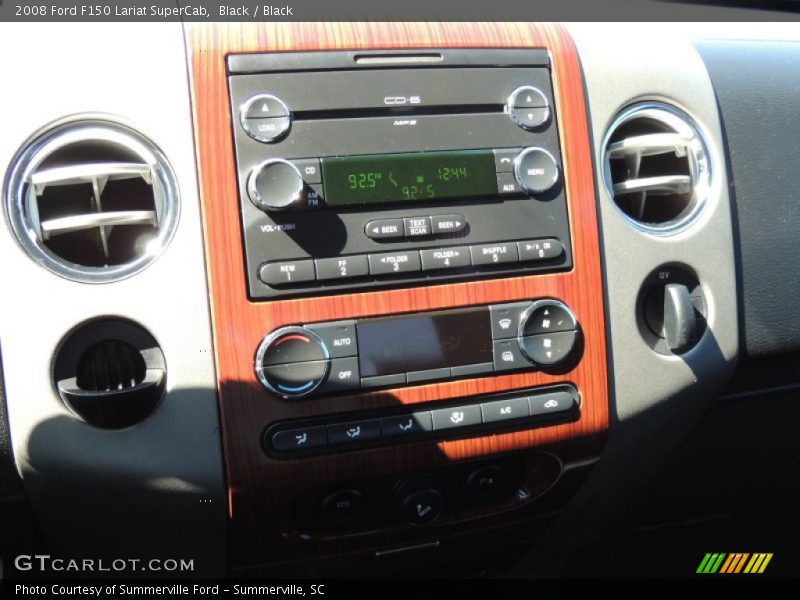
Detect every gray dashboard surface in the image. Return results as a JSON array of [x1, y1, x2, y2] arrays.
[[696, 40, 800, 358], [508, 24, 740, 577], [0, 23, 226, 576]]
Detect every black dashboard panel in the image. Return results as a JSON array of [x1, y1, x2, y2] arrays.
[[696, 40, 800, 357], [228, 50, 573, 299]]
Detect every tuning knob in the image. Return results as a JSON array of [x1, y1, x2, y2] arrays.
[[517, 299, 578, 366], [255, 326, 331, 398], [247, 159, 305, 212], [514, 147, 560, 195]]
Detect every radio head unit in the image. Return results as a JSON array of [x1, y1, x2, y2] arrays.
[[228, 49, 572, 299]]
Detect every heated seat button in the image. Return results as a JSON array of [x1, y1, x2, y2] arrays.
[[327, 419, 381, 445], [270, 425, 327, 452], [465, 465, 513, 505], [400, 488, 444, 526]]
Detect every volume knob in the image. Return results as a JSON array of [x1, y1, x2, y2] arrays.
[[255, 327, 331, 399], [517, 299, 578, 366], [247, 159, 305, 212]]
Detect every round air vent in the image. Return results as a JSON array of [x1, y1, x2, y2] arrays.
[[54, 319, 166, 429], [602, 103, 712, 234], [3, 117, 179, 282]]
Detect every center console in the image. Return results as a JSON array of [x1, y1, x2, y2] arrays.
[[188, 23, 608, 575]]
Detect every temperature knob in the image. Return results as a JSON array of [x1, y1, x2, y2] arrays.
[[247, 159, 305, 212], [517, 299, 578, 366], [255, 327, 330, 398]]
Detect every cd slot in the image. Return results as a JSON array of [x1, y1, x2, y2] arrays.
[[293, 104, 504, 121]]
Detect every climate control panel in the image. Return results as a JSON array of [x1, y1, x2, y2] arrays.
[[254, 299, 580, 400]]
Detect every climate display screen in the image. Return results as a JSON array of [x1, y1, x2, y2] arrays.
[[357, 308, 493, 377], [321, 150, 498, 206]]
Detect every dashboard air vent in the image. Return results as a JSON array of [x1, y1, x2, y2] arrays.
[[602, 103, 712, 234], [4, 118, 179, 282], [54, 319, 166, 429], [76, 340, 147, 393]]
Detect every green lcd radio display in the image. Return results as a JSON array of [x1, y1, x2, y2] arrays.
[[321, 149, 499, 206]]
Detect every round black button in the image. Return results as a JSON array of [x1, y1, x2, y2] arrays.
[[401, 489, 444, 526], [507, 86, 550, 130], [255, 327, 330, 398], [240, 94, 291, 142], [465, 465, 510, 505], [320, 489, 365, 530], [247, 159, 305, 212], [514, 147, 559, 195]]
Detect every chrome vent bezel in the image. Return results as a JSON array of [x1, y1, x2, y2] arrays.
[[602, 103, 713, 236], [3, 117, 179, 283]]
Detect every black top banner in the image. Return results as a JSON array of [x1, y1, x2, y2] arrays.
[[0, 0, 798, 22]]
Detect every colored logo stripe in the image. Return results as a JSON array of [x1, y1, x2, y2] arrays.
[[697, 552, 773, 574], [697, 553, 726, 573]]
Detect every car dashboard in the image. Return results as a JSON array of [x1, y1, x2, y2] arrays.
[[0, 20, 799, 579]]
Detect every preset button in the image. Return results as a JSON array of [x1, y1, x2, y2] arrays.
[[470, 242, 519, 266], [368, 251, 422, 276], [420, 247, 470, 271]]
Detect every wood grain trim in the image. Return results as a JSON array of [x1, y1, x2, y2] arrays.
[[187, 22, 607, 568]]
